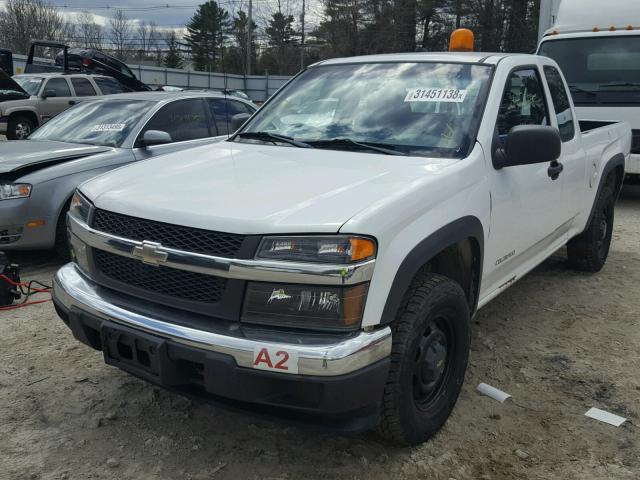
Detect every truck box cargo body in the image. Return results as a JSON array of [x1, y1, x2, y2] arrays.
[[537, 0, 640, 177]]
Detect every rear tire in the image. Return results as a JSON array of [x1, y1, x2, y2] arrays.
[[7, 114, 36, 140], [379, 273, 471, 445], [567, 184, 615, 272]]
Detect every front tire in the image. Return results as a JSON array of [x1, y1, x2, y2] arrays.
[[7, 114, 36, 140], [567, 183, 615, 272], [54, 201, 72, 261], [380, 273, 471, 445]]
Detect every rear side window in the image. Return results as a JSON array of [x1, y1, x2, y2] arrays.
[[140, 99, 210, 143], [44, 78, 71, 97], [71, 78, 97, 97], [209, 99, 254, 135], [543, 66, 575, 142], [94, 77, 124, 95], [497, 68, 549, 136]]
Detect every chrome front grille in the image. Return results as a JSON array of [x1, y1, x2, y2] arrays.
[[92, 209, 245, 257], [93, 249, 226, 303]]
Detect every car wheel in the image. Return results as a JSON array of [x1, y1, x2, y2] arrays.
[[380, 272, 470, 445], [7, 115, 36, 140], [567, 183, 615, 272]]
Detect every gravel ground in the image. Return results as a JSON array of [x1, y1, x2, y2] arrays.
[[1, 186, 639, 480]]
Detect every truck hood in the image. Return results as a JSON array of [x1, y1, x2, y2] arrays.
[[0, 69, 29, 102], [0, 140, 113, 174], [83, 142, 456, 235]]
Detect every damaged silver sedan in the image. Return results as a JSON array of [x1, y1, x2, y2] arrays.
[[0, 91, 255, 256]]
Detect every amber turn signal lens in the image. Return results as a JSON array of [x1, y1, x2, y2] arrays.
[[350, 237, 376, 262], [449, 28, 474, 52], [26, 220, 45, 228], [343, 283, 369, 326]]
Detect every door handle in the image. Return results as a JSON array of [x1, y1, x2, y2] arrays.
[[68, 100, 76, 106], [548, 160, 563, 180]]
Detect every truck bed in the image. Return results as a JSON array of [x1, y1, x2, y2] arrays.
[[579, 120, 619, 133]]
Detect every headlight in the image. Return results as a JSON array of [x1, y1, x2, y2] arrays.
[[256, 236, 376, 264], [68, 190, 92, 223], [0, 183, 31, 200], [242, 282, 368, 331]]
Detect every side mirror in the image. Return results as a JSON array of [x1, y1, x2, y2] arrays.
[[42, 89, 57, 99], [231, 113, 251, 132], [493, 125, 561, 169], [140, 130, 172, 147]]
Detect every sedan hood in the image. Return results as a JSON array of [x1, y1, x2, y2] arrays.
[[0, 140, 112, 174], [82, 141, 456, 234]]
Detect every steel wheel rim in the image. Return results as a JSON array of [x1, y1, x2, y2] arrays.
[[597, 205, 611, 257], [412, 314, 453, 410]]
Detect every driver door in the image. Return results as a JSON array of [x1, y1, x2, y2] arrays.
[[133, 98, 218, 160], [39, 77, 76, 122], [483, 67, 566, 296]]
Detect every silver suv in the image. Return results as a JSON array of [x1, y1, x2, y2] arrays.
[[0, 72, 125, 140]]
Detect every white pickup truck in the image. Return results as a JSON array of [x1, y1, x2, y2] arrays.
[[52, 52, 630, 445]]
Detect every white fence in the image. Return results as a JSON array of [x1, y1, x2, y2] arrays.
[[12, 54, 291, 102]]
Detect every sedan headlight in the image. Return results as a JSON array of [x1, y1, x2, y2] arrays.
[[0, 183, 31, 200], [256, 236, 376, 264], [68, 190, 92, 223]]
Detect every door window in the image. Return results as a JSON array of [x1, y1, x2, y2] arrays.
[[71, 78, 97, 97], [44, 78, 71, 97], [543, 66, 575, 142], [208, 99, 254, 135], [497, 68, 549, 136], [139, 99, 210, 144]]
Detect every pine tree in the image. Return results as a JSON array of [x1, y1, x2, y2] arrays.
[[231, 10, 257, 74], [184, 1, 230, 71], [163, 32, 183, 69]]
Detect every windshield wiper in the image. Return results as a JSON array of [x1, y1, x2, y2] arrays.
[[306, 138, 408, 156], [569, 85, 597, 97], [235, 131, 311, 148], [598, 82, 640, 89]]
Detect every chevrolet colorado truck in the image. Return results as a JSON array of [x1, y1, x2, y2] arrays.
[[52, 52, 631, 445]]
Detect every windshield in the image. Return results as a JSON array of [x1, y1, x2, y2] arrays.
[[13, 76, 43, 96], [239, 62, 493, 158], [30, 99, 154, 147], [539, 36, 640, 105]]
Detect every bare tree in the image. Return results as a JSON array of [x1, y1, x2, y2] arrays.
[[109, 9, 132, 60], [0, 0, 74, 54], [147, 22, 164, 65], [136, 20, 151, 61], [77, 11, 104, 49]]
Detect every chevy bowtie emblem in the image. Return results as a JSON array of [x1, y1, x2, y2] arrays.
[[132, 241, 168, 266]]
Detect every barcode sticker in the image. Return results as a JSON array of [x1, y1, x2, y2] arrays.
[[404, 88, 467, 103], [91, 123, 126, 132]]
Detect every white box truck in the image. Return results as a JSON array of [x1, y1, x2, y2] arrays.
[[537, 0, 640, 179]]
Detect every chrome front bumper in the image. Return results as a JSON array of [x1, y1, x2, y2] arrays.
[[53, 263, 392, 377]]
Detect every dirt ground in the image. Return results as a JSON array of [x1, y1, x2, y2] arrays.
[[1, 186, 639, 480]]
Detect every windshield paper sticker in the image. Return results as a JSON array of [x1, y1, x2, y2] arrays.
[[404, 88, 467, 103], [91, 123, 126, 132]]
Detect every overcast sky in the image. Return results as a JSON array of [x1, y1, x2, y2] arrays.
[[20, 0, 321, 32]]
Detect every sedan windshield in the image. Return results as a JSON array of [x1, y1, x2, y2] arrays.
[[30, 99, 154, 147], [13, 76, 43, 96], [539, 36, 640, 105], [238, 62, 493, 157]]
